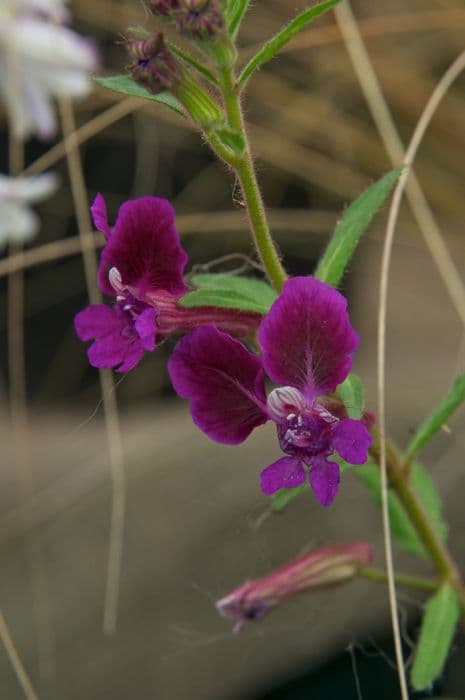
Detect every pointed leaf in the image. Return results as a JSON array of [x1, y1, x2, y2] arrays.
[[226, 0, 251, 39], [405, 373, 465, 461], [169, 44, 220, 86], [356, 463, 447, 558], [315, 168, 402, 287], [411, 584, 459, 690], [238, 0, 341, 88], [338, 373, 364, 419], [95, 76, 185, 116], [189, 273, 277, 310]]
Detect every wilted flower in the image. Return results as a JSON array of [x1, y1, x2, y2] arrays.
[[0, 5, 98, 139], [74, 195, 262, 373], [216, 542, 375, 632], [168, 277, 372, 506], [0, 172, 58, 247], [176, 0, 224, 40]]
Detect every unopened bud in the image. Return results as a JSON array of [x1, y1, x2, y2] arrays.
[[216, 542, 374, 633], [177, 0, 224, 40], [129, 33, 182, 93], [149, 0, 180, 17]]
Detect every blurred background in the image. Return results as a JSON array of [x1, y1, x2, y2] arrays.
[[1, 0, 465, 697]]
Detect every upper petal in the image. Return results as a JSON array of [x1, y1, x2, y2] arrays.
[[333, 418, 372, 465], [168, 325, 268, 445], [91, 193, 112, 239], [97, 196, 188, 298], [258, 277, 359, 398], [260, 456, 306, 495], [308, 456, 340, 507]]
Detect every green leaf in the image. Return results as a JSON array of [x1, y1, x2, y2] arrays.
[[356, 463, 447, 558], [411, 584, 459, 690], [215, 128, 246, 154], [180, 272, 278, 314], [238, 0, 341, 88], [187, 274, 278, 312], [338, 373, 364, 419], [226, 0, 251, 39], [405, 373, 465, 461], [94, 76, 185, 116], [315, 168, 402, 287]]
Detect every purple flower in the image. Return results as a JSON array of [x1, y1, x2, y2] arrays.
[[75, 194, 261, 372], [168, 277, 372, 506]]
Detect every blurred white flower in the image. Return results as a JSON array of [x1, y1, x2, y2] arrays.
[[0, 3, 99, 140], [0, 172, 59, 246]]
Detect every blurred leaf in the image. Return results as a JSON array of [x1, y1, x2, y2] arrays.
[[239, 0, 341, 88], [271, 457, 354, 512], [95, 76, 184, 116], [272, 483, 309, 512], [356, 463, 447, 558], [315, 168, 402, 287], [338, 373, 364, 419], [411, 463, 448, 542], [411, 584, 459, 691], [405, 373, 465, 461], [226, 0, 251, 38]]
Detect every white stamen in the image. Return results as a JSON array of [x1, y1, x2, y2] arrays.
[[267, 386, 307, 421], [109, 266, 125, 294]]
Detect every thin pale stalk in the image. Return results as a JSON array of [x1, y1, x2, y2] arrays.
[[57, 95, 126, 636], [6, 24, 54, 680], [0, 610, 40, 700], [335, 0, 465, 331]]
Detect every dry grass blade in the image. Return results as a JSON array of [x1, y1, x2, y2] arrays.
[[5, 17, 54, 680], [0, 610, 40, 700], [57, 94, 127, 637]]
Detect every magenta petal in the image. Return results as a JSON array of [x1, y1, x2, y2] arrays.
[[258, 277, 359, 399], [74, 304, 122, 341], [260, 457, 306, 495], [97, 196, 188, 298], [87, 330, 128, 369], [333, 418, 372, 465], [91, 193, 112, 239], [134, 307, 158, 351], [115, 344, 144, 373], [168, 325, 268, 445], [308, 456, 340, 507]]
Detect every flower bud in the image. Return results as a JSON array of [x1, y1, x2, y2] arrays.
[[129, 33, 182, 93], [216, 542, 374, 632], [177, 0, 224, 40], [149, 0, 180, 17]]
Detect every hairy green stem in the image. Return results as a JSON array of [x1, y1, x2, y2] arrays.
[[359, 567, 438, 593], [208, 64, 287, 291], [370, 437, 465, 617]]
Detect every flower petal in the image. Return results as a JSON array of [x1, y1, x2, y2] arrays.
[[74, 304, 122, 341], [333, 418, 372, 465], [87, 331, 129, 370], [308, 456, 340, 507], [97, 196, 188, 298], [260, 457, 306, 495], [168, 325, 268, 445], [91, 193, 112, 239], [258, 277, 359, 399], [134, 307, 158, 351]]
